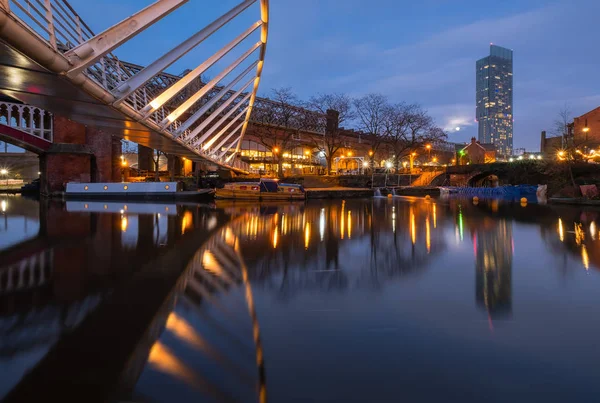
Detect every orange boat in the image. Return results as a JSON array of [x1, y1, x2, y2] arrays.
[[215, 178, 306, 201]]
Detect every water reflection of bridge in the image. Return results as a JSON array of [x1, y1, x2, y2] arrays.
[[0, 199, 233, 401]]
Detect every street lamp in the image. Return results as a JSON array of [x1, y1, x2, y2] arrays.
[[425, 144, 432, 159], [273, 147, 279, 154], [368, 150, 374, 157], [0, 169, 7, 186]]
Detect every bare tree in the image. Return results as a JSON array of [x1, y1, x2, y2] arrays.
[[551, 103, 572, 148], [382, 103, 447, 170], [251, 87, 306, 178], [152, 149, 166, 181], [307, 93, 354, 174], [353, 94, 389, 168]]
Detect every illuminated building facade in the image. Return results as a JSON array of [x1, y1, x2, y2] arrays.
[[476, 45, 513, 157]]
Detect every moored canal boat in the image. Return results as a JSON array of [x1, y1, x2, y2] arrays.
[[215, 178, 305, 200]]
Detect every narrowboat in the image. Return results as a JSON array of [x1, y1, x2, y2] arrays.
[[215, 178, 306, 200]]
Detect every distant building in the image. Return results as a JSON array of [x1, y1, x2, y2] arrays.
[[459, 137, 496, 165], [513, 147, 526, 156], [476, 44, 514, 157], [540, 106, 600, 156]]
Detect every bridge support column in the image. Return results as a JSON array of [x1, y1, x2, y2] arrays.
[[41, 116, 123, 195], [167, 155, 182, 181], [87, 127, 121, 182], [138, 145, 153, 171]]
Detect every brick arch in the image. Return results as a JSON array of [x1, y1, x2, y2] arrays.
[[467, 171, 507, 187]]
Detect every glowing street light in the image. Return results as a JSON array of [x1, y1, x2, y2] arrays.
[[0, 169, 8, 186], [273, 147, 280, 154], [583, 127, 590, 133], [509, 158, 514, 162], [347, 151, 353, 157], [518, 156, 524, 160], [368, 150, 374, 157], [385, 161, 393, 169], [362, 161, 369, 168], [529, 154, 535, 160], [558, 151, 565, 157]]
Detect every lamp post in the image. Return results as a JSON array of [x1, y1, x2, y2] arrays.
[[426, 144, 432, 159]]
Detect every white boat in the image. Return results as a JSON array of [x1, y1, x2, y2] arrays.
[[215, 178, 306, 201]]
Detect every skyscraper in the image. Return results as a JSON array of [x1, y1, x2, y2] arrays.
[[476, 45, 513, 157]]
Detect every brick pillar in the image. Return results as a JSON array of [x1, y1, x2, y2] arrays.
[[41, 116, 92, 195], [138, 145, 153, 171], [41, 116, 122, 195], [167, 155, 182, 181], [86, 126, 121, 182]]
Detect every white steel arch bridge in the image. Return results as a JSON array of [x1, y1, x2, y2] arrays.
[[0, 0, 321, 173]]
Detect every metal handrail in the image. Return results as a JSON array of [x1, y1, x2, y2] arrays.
[[0, 100, 53, 141]]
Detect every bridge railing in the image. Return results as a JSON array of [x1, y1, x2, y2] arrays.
[[0, 101, 53, 141], [2, 1, 328, 169]]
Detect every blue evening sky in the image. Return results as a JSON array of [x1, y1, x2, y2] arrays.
[[64, 0, 600, 151]]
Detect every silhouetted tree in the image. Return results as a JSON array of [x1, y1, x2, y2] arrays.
[[251, 88, 306, 178], [307, 93, 354, 174], [353, 93, 389, 169]]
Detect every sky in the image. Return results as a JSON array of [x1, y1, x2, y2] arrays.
[[38, 0, 600, 151]]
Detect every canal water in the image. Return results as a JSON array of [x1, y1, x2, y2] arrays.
[[0, 195, 599, 402]]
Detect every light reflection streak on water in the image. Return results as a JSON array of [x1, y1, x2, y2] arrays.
[[410, 206, 416, 245], [426, 216, 431, 253], [304, 222, 311, 249], [347, 210, 352, 239], [433, 203, 437, 228], [558, 218, 564, 242], [1, 199, 7, 212], [392, 206, 396, 234], [575, 223, 585, 246], [148, 342, 227, 400], [120, 215, 128, 232], [319, 208, 325, 241], [272, 225, 279, 249], [582, 245, 590, 271], [166, 313, 206, 351], [590, 221, 597, 241], [458, 210, 464, 242], [340, 201, 345, 240]]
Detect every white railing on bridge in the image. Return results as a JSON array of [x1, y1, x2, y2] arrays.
[[3, 0, 325, 166], [0, 101, 53, 142]]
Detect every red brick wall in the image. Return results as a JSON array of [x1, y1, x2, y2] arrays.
[[53, 116, 86, 144], [574, 107, 600, 147], [43, 153, 91, 192], [87, 126, 120, 182]]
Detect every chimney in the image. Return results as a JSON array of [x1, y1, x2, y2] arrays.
[[326, 109, 339, 135], [540, 130, 546, 153]]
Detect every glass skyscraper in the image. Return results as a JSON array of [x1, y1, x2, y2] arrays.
[[476, 45, 513, 157]]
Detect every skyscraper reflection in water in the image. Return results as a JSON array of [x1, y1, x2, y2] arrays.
[[475, 219, 513, 319]]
